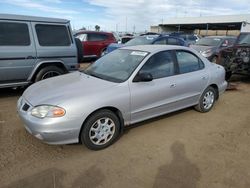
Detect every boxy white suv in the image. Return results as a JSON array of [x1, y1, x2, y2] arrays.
[[0, 14, 82, 88]]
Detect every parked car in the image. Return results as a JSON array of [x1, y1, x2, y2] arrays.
[[105, 35, 188, 54], [217, 32, 250, 80], [0, 14, 80, 88], [17, 45, 227, 150], [120, 35, 134, 44], [74, 31, 117, 59], [170, 32, 201, 45], [190, 36, 236, 63]]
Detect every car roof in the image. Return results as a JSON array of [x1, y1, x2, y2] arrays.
[[137, 35, 160, 38], [76, 30, 113, 35], [0, 14, 69, 24], [121, 45, 190, 53], [204, 36, 236, 39]]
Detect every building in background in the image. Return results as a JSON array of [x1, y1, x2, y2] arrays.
[[151, 14, 250, 36]]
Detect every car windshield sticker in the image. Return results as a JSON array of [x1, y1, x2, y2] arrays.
[[146, 36, 154, 40], [214, 38, 221, 41], [131, 51, 148, 56]]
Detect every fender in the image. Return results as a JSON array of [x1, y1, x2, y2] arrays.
[[28, 60, 67, 81]]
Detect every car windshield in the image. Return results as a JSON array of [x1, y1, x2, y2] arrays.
[[125, 36, 158, 46], [236, 33, 250, 45], [83, 49, 149, 83], [195, 37, 222, 46]]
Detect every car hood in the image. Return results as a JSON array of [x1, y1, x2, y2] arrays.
[[23, 72, 118, 106], [190, 45, 216, 53]]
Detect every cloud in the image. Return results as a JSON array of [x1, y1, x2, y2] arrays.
[[87, 0, 250, 31], [4, 0, 79, 15]]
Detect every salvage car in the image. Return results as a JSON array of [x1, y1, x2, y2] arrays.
[[0, 14, 81, 88], [105, 35, 188, 54], [217, 32, 250, 80], [17, 45, 227, 150], [190, 36, 236, 63]]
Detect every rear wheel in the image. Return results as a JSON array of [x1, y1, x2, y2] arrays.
[[101, 49, 107, 57], [195, 86, 216, 113], [35, 66, 65, 82], [81, 110, 121, 150]]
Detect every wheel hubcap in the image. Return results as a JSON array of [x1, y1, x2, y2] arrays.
[[89, 117, 115, 145], [203, 91, 215, 110], [41, 71, 60, 80]]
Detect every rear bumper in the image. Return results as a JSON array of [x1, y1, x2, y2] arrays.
[[218, 80, 228, 95]]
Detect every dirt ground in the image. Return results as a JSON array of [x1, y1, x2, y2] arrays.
[[0, 75, 250, 188]]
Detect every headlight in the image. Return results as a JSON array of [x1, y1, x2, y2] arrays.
[[201, 49, 212, 57], [31, 105, 66, 118]]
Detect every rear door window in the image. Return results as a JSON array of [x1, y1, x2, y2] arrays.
[[0, 22, 30, 46], [153, 38, 166, 45], [88, 33, 108, 41], [167, 38, 180, 45], [176, 51, 204, 74], [35, 24, 71, 46]]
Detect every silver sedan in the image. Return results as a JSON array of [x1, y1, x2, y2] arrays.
[[17, 45, 227, 150]]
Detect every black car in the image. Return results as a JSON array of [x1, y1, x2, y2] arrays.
[[190, 36, 236, 63], [217, 32, 250, 80]]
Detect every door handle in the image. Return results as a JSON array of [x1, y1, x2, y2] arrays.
[[170, 84, 176, 88], [202, 76, 207, 80]]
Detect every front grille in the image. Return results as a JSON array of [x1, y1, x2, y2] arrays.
[[22, 103, 30, 111]]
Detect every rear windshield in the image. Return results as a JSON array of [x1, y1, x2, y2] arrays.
[[195, 37, 222, 46], [126, 36, 158, 46]]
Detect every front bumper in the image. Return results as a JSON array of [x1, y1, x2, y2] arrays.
[[17, 97, 81, 145]]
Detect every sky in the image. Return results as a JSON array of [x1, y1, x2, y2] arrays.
[[0, 0, 249, 32]]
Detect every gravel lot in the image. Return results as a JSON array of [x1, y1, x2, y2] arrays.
[[0, 75, 250, 188]]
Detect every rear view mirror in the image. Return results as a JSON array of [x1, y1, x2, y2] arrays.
[[133, 72, 153, 82]]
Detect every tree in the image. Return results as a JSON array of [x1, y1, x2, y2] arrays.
[[80, 26, 86, 30], [95, 25, 100, 31]]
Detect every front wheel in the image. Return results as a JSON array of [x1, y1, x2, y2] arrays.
[[195, 87, 216, 113], [81, 110, 121, 150]]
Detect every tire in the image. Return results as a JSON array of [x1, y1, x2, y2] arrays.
[[100, 49, 107, 57], [74, 38, 84, 63], [81, 110, 121, 150], [211, 56, 218, 64], [35, 66, 65, 82], [225, 71, 232, 81], [195, 86, 216, 113]]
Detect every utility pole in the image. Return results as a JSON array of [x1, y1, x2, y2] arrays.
[[125, 16, 127, 33], [133, 25, 136, 34]]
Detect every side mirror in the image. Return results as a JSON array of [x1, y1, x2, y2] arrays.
[[222, 40, 229, 47], [222, 43, 228, 47], [133, 72, 153, 82]]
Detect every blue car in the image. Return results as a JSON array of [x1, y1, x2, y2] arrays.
[[105, 34, 188, 54]]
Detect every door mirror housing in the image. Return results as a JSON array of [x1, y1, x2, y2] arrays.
[[133, 72, 153, 82]]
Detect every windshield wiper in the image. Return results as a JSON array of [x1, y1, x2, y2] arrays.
[[88, 72, 103, 79]]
